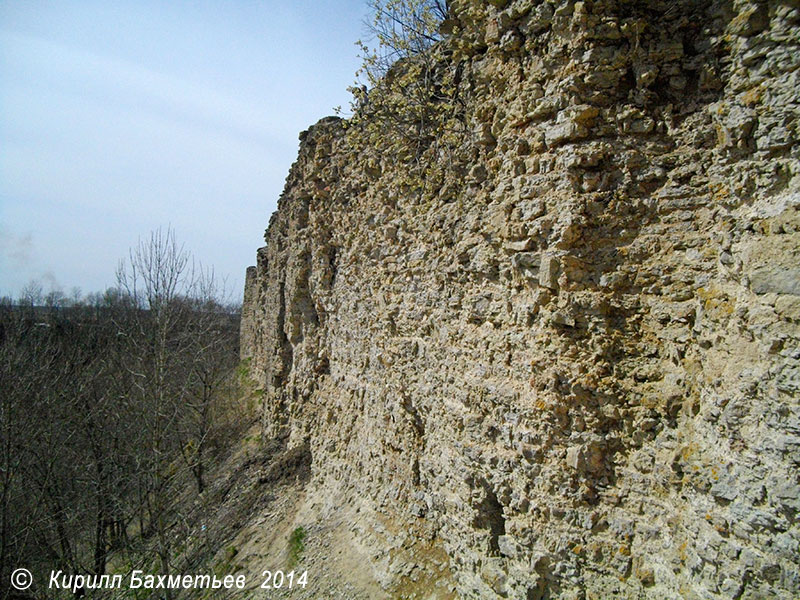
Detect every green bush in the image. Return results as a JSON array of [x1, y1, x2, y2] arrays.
[[288, 526, 306, 567]]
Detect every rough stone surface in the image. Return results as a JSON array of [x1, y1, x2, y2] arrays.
[[241, 1, 800, 598]]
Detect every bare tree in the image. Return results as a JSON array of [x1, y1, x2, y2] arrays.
[[0, 304, 110, 583], [1, 228, 241, 594], [19, 280, 44, 307], [115, 227, 196, 596], [175, 272, 238, 494]]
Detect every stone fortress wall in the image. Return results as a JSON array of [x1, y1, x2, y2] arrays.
[[241, 1, 800, 597]]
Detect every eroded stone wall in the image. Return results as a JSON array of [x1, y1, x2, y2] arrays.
[[243, 1, 800, 598]]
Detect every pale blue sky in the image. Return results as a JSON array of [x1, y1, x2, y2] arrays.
[[0, 0, 369, 300]]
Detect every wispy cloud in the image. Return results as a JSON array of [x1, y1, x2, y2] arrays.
[[1, 30, 294, 146], [0, 0, 365, 299], [0, 226, 33, 267]]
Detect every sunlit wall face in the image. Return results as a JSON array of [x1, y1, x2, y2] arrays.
[[0, 0, 367, 300]]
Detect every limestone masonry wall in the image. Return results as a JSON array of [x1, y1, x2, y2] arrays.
[[241, 1, 800, 598]]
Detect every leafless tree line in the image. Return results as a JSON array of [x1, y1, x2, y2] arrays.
[[1, 228, 241, 598]]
